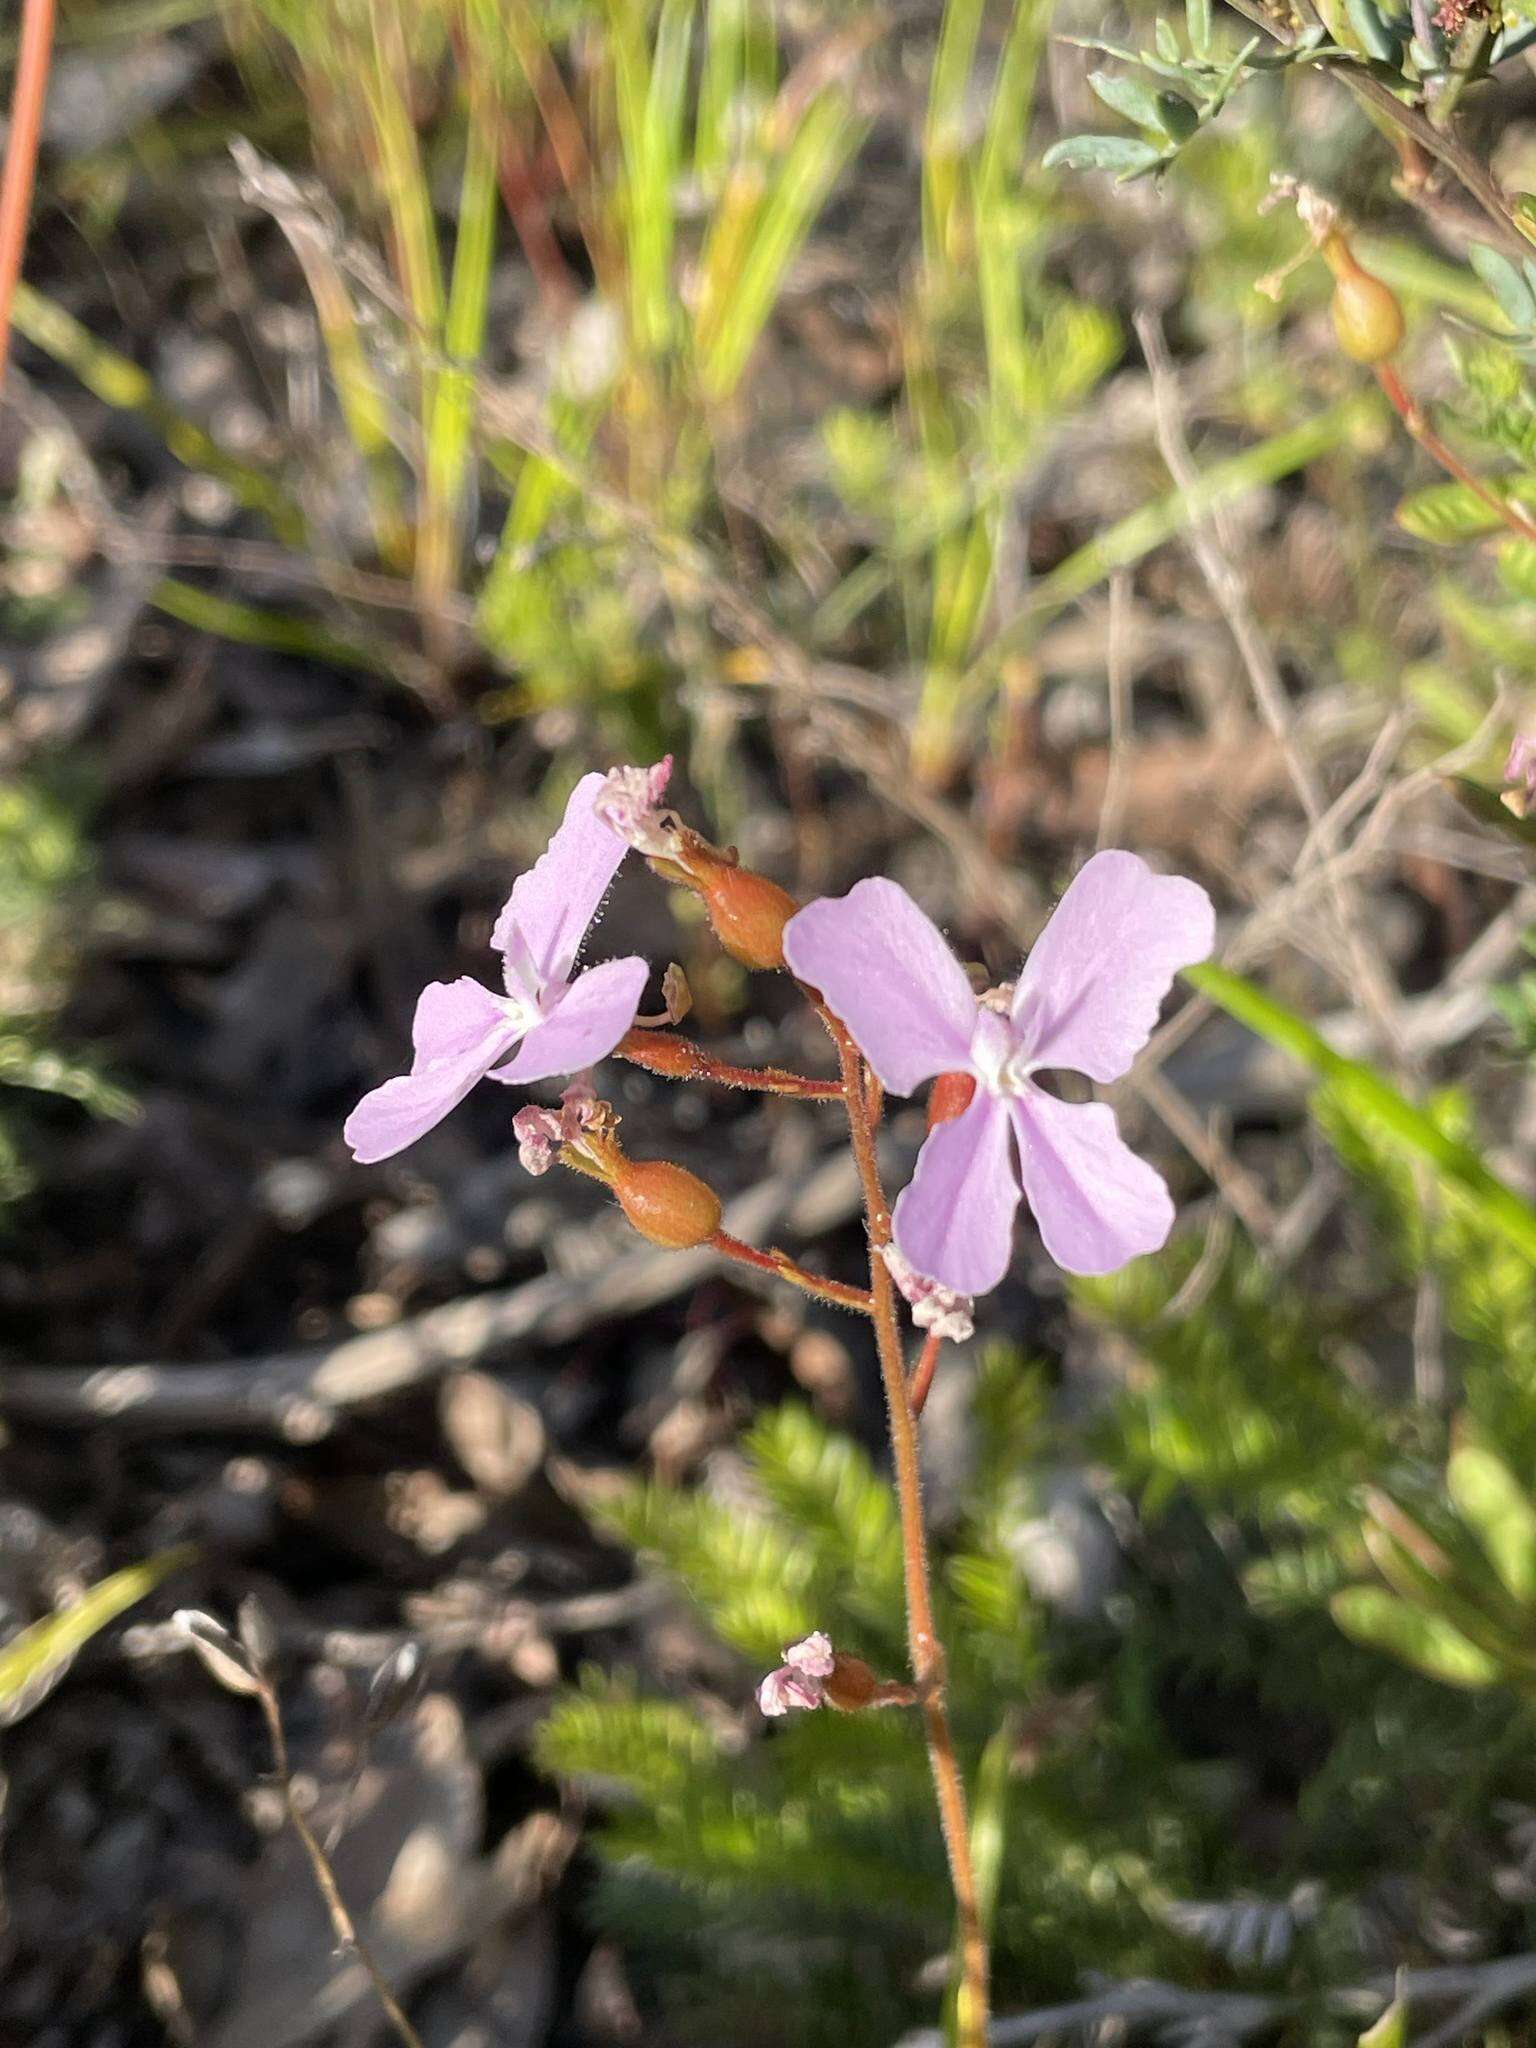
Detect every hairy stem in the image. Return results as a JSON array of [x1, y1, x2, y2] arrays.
[[1376, 363, 1536, 546], [909, 1331, 944, 1419], [823, 1008, 989, 2048], [709, 1229, 874, 1313], [254, 1682, 425, 2048], [618, 1027, 844, 1097]]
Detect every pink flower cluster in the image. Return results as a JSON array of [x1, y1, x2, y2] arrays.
[[344, 764, 1214, 1301]]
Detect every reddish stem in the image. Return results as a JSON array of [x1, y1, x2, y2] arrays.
[[497, 126, 579, 311], [709, 1230, 873, 1314], [819, 1003, 989, 2046], [617, 1027, 843, 1099], [1376, 363, 1536, 546], [909, 1332, 943, 1419], [0, 0, 56, 391]]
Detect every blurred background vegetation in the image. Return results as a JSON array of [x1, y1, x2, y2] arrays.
[[4, 0, 1536, 2043]]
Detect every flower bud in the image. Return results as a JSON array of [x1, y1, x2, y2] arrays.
[[1322, 235, 1403, 365], [614, 1158, 722, 1249], [927, 1071, 976, 1129], [698, 861, 798, 972]]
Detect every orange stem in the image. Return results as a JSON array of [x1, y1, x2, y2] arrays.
[[0, 0, 56, 391], [617, 1027, 843, 1098], [708, 1229, 873, 1314]]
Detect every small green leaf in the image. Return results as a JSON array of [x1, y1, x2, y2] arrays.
[[1042, 133, 1164, 178], [1329, 1585, 1500, 1688], [1345, 0, 1402, 61], [1358, 1995, 1408, 2048], [1155, 17, 1182, 61], [1469, 243, 1536, 329], [1395, 480, 1511, 544], [1087, 69, 1170, 131], [1155, 90, 1199, 141], [1185, 0, 1212, 56], [1448, 1439, 1536, 1605], [0, 1547, 195, 1726]]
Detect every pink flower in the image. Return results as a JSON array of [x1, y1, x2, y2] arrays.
[[756, 1631, 835, 1716], [881, 1245, 975, 1344], [1504, 732, 1536, 817], [593, 755, 675, 857], [784, 853, 1215, 1292], [344, 775, 656, 1164]]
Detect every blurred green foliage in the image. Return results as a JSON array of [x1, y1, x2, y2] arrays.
[[0, 778, 133, 1216]]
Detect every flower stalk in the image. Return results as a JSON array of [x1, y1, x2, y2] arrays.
[[823, 1007, 990, 2048]]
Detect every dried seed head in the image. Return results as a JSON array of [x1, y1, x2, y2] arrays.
[[236, 1595, 278, 1675], [173, 1609, 264, 1697]]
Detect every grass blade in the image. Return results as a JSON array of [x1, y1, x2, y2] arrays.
[[1188, 961, 1536, 1264], [0, 1546, 195, 1726]]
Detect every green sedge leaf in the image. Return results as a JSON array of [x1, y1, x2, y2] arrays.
[[1358, 1996, 1408, 2048], [1448, 1439, 1536, 1605], [1329, 1585, 1500, 1688], [0, 1547, 194, 1726]]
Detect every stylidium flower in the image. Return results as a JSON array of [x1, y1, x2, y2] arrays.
[[1503, 731, 1536, 819], [783, 852, 1215, 1292], [881, 1244, 975, 1344], [756, 1631, 835, 1716], [344, 774, 657, 1164]]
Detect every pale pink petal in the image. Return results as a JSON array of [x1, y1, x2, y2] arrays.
[[1505, 732, 1536, 811], [345, 979, 517, 1163], [1012, 851, 1214, 1083], [492, 772, 632, 993], [757, 1666, 823, 1716], [490, 956, 648, 1085], [891, 1089, 1020, 1297], [512, 1104, 565, 1176], [783, 1631, 835, 1678], [783, 879, 978, 1096], [1011, 1088, 1174, 1276]]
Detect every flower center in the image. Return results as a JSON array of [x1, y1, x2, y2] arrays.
[[496, 986, 547, 1036], [968, 1006, 1038, 1097]]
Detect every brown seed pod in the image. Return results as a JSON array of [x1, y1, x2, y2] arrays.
[[695, 856, 798, 971], [614, 1158, 723, 1249]]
